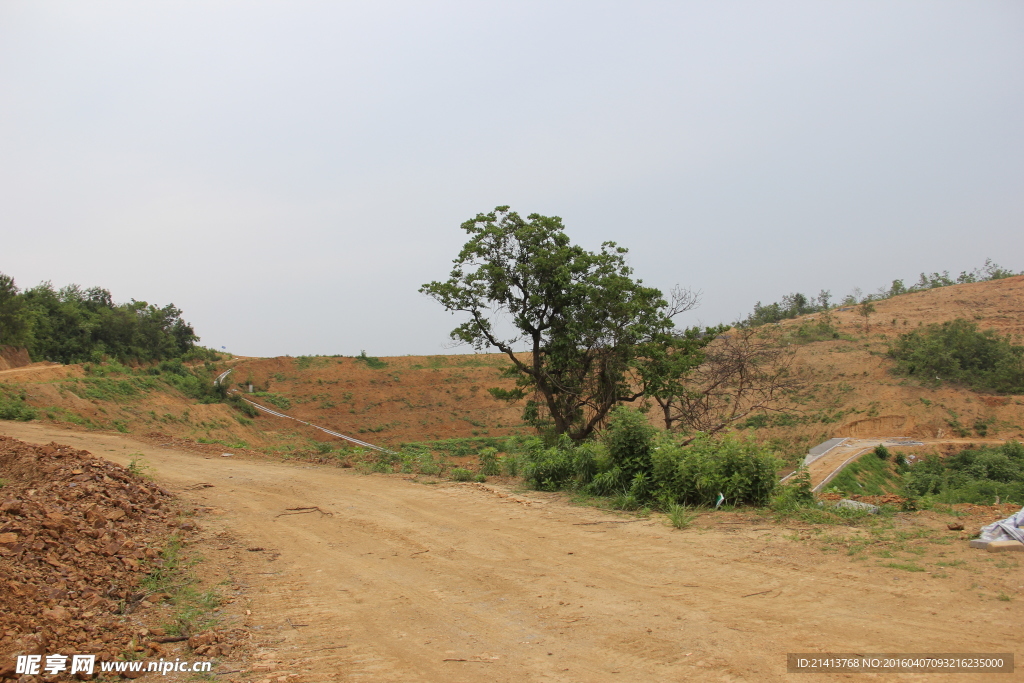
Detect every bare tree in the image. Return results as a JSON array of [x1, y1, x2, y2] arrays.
[[651, 327, 801, 444]]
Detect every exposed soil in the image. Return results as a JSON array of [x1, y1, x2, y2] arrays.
[[2, 422, 1021, 683], [2, 276, 1022, 463], [0, 435, 178, 679]]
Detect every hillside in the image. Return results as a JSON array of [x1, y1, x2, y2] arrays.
[[0, 276, 1021, 461], [749, 274, 1024, 458]]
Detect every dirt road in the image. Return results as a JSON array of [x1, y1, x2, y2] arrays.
[[1, 422, 1018, 682]]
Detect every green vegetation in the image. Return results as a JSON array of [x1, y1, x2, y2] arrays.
[[354, 351, 388, 369], [0, 272, 209, 363], [904, 441, 1024, 505], [666, 502, 699, 529], [142, 535, 221, 637], [420, 206, 713, 442], [0, 385, 37, 421], [449, 468, 474, 482], [127, 455, 152, 479], [888, 318, 1024, 394], [515, 406, 779, 509], [400, 436, 507, 457], [252, 392, 291, 410], [826, 447, 903, 496], [741, 290, 833, 327]]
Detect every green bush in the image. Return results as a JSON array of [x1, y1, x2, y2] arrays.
[[518, 435, 605, 491], [771, 469, 816, 511], [0, 389, 36, 421], [903, 441, 1024, 504], [450, 468, 474, 482], [501, 453, 521, 477], [478, 447, 501, 476], [228, 394, 259, 418], [604, 406, 656, 479], [888, 319, 1024, 394], [517, 413, 780, 508], [355, 350, 388, 369], [650, 434, 779, 507], [253, 392, 291, 410], [874, 444, 891, 460]]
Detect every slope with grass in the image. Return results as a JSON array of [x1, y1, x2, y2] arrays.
[[0, 276, 1021, 467], [735, 275, 1024, 462]]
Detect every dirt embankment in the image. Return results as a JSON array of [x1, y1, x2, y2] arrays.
[[0, 347, 32, 371], [224, 353, 528, 446]]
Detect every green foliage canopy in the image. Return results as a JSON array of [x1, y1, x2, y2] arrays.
[[0, 273, 200, 364], [420, 207, 696, 441], [887, 318, 1024, 394]]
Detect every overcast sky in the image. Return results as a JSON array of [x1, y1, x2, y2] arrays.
[[2, 1, 1021, 357]]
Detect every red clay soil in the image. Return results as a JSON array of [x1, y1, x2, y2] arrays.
[[0, 436, 178, 679], [2, 276, 1022, 456]]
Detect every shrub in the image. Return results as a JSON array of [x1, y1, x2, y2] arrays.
[[874, 444, 891, 460], [501, 453, 521, 477], [0, 392, 36, 421], [0, 389, 37, 421], [355, 350, 388, 369], [253, 392, 291, 410], [604, 406, 656, 479], [903, 441, 1024, 504], [771, 468, 816, 510], [521, 436, 604, 491], [450, 468, 474, 482], [887, 319, 1024, 394], [228, 394, 259, 418], [650, 434, 779, 507], [478, 447, 501, 476]]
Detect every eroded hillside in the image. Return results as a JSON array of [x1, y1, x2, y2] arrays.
[[1, 276, 1022, 461]]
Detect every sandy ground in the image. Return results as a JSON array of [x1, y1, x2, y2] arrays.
[[2, 422, 1021, 682]]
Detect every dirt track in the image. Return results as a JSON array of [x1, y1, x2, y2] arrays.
[[1, 422, 1019, 682]]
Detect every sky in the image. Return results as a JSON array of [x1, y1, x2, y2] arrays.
[[1, 1, 1022, 357]]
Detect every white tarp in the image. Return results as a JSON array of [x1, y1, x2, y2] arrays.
[[979, 506, 1024, 544]]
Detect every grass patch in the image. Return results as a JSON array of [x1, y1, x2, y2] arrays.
[[142, 535, 222, 637], [826, 448, 903, 496], [252, 392, 291, 410], [880, 562, 926, 572], [0, 385, 37, 421], [666, 503, 699, 529]]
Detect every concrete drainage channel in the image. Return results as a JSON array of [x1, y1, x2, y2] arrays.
[[214, 367, 394, 453]]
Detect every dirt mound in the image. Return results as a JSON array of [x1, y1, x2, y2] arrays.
[[0, 436, 177, 679]]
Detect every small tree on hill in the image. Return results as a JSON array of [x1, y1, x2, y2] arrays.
[[859, 301, 876, 333]]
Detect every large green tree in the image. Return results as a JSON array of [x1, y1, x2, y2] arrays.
[[420, 206, 701, 441], [0, 273, 30, 346]]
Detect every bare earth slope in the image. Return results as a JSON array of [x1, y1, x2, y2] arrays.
[[747, 275, 1024, 453], [2, 277, 1021, 456], [2, 422, 1019, 683]]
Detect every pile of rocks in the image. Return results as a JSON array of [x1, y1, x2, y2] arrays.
[[0, 436, 177, 679]]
